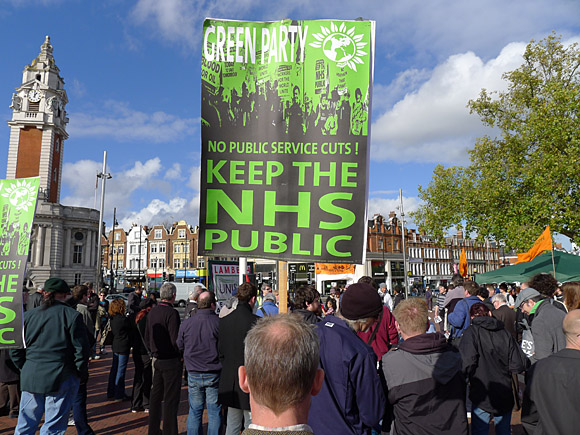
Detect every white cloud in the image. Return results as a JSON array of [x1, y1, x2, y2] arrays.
[[118, 197, 191, 229], [68, 79, 86, 98], [187, 165, 201, 191], [367, 195, 420, 219], [67, 101, 197, 143], [372, 69, 430, 114], [117, 192, 200, 229], [376, 0, 580, 62], [129, 0, 580, 57], [164, 163, 182, 180], [60, 157, 201, 229], [371, 42, 528, 164], [60, 157, 163, 213]]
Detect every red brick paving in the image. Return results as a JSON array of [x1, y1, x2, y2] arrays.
[[0, 349, 199, 434]]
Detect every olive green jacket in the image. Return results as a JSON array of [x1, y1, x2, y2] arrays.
[[11, 300, 90, 394]]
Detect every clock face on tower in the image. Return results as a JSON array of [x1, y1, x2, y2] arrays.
[[27, 89, 42, 102]]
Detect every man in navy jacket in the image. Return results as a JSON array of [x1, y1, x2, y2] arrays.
[[309, 283, 385, 435], [448, 280, 481, 342]]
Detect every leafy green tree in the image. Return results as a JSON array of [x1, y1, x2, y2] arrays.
[[413, 34, 580, 251]]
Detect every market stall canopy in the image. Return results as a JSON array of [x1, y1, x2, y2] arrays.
[[474, 251, 580, 284]]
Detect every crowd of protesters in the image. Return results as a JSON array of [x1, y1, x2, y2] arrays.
[[3, 271, 580, 435]]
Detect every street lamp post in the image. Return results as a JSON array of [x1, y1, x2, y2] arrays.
[[96, 151, 112, 292], [109, 207, 116, 293], [183, 241, 188, 283], [115, 236, 120, 292], [399, 189, 409, 299], [138, 225, 142, 289]]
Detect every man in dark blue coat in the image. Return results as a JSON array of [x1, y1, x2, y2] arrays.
[[309, 283, 386, 435], [177, 291, 222, 435], [11, 278, 90, 434], [448, 280, 481, 344]]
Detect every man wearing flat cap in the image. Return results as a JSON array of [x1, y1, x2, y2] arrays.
[[11, 277, 91, 434], [308, 283, 386, 435]]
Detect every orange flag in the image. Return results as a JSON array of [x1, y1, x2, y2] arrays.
[[459, 248, 468, 277], [515, 226, 552, 264]]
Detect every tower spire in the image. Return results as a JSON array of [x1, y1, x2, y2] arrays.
[[27, 35, 59, 73]]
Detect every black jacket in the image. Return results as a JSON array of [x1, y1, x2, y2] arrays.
[[127, 291, 142, 314], [218, 301, 258, 410], [145, 301, 181, 359], [0, 349, 19, 383], [523, 348, 580, 434], [26, 291, 43, 311], [132, 314, 150, 356], [493, 304, 517, 340], [293, 309, 319, 324], [110, 314, 132, 354], [459, 316, 529, 414]]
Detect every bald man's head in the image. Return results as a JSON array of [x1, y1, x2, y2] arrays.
[[563, 309, 580, 350], [197, 291, 216, 310]]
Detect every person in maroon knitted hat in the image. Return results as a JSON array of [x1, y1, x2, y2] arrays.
[[308, 283, 386, 434]]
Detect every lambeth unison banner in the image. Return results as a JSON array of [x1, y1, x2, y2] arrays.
[[199, 19, 375, 264], [208, 260, 254, 309], [0, 178, 40, 349]]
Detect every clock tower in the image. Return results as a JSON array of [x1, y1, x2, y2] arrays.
[[5, 36, 100, 289], [6, 36, 68, 203]]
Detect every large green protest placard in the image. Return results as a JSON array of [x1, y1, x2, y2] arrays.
[[0, 178, 40, 349], [199, 19, 375, 264]]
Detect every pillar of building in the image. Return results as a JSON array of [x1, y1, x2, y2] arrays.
[[63, 228, 71, 267], [34, 225, 46, 266], [85, 230, 92, 267]]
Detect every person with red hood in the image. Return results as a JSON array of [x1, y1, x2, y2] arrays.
[[356, 276, 398, 361]]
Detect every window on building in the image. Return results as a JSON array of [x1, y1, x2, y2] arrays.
[[73, 245, 83, 264], [378, 239, 383, 250], [115, 232, 120, 241], [174, 244, 181, 253], [151, 243, 157, 253], [178, 229, 186, 239], [198, 257, 205, 268], [174, 259, 180, 269], [130, 245, 137, 254], [155, 229, 162, 239], [117, 260, 123, 269], [159, 258, 165, 268], [118, 246, 124, 254], [159, 243, 166, 253], [74, 273, 82, 285]]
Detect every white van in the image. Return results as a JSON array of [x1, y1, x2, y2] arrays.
[[170, 282, 206, 307]]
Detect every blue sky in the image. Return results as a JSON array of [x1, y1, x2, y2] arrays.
[[1, 0, 579, 247]]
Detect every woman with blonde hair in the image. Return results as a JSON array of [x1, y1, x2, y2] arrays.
[[107, 298, 131, 401], [562, 281, 580, 311]]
